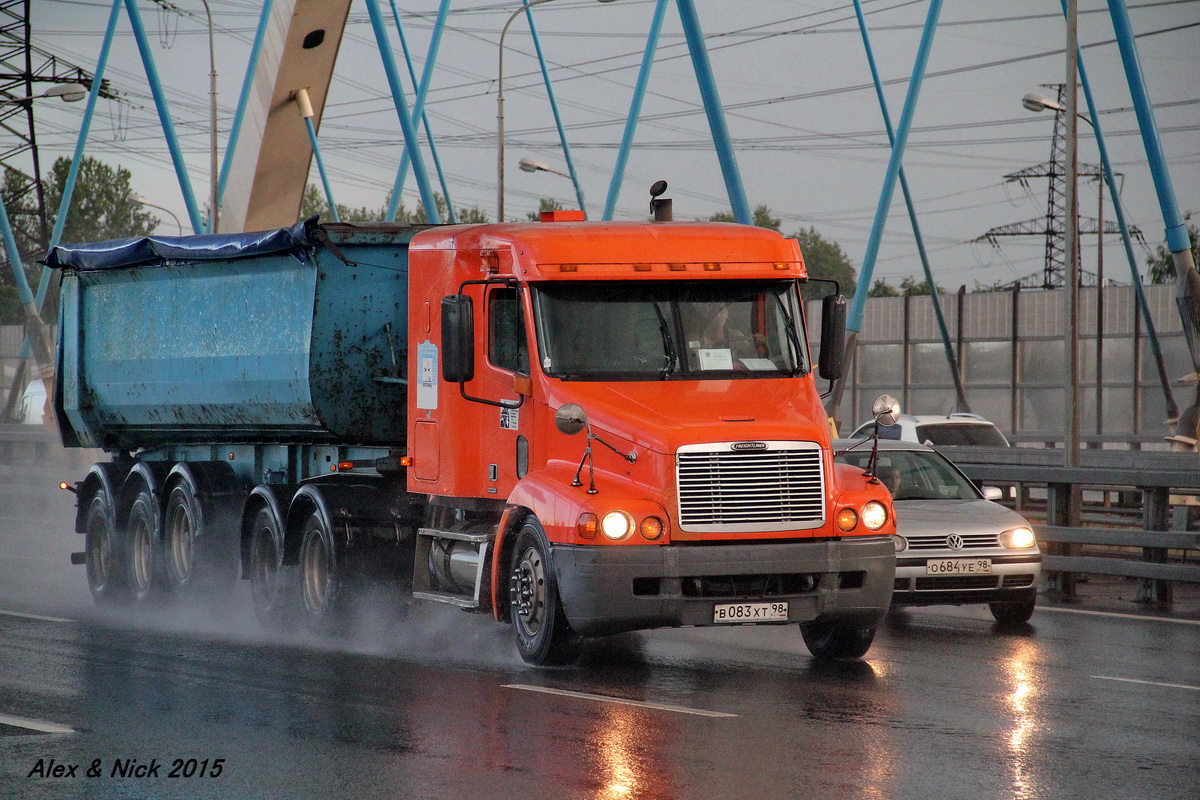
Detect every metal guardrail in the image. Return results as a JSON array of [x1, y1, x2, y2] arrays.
[[943, 445, 1200, 607]]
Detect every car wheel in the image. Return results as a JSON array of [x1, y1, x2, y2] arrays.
[[509, 518, 582, 666], [800, 620, 876, 660], [989, 590, 1037, 624]]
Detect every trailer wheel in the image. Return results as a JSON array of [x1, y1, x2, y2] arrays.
[[120, 489, 161, 604], [249, 506, 293, 628], [299, 512, 343, 635], [84, 492, 120, 606], [509, 518, 582, 666], [800, 620, 876, 660], [163, 484, 200, 594]]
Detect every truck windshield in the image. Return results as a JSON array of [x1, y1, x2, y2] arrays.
[[532, 280, 807, 381]]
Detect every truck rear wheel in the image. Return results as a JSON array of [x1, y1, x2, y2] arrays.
[[123, 489, 160, 604], [249, 506, 293, 628], [299, 512, 344, 635], [800, 620, 876, 660], [84, 492, 119, 606], [509, 518, 582, 666], [163, 484, 199, 594]]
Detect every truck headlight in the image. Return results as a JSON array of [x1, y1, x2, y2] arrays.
[[861, 500, 888, 531], [601, 510, 633, 540], [1000, 526, 1036, 549]]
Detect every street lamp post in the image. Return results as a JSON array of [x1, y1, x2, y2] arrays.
[[198, 0, 218, 233], [519, 156, 570, 179], [0, 83, 89, 106], [497, 0, 615, 222], [132, 194, 183, 236]]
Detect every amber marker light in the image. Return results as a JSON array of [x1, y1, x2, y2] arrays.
[[400, 456, 414, 467], [59, 481, 77, 494], [639, 516, 664, 540], [836, 507, 859, 532], [577, 512, 598, 539]]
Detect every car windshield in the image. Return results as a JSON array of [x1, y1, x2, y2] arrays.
[[532, 279, 807, 381], [915, 423, 1008, 447], [835, 447, 979, 501]]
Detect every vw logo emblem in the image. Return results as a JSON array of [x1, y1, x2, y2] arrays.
[[946, 534, 965, 551]]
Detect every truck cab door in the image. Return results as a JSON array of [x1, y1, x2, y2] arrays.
[[478, 285, 534, 494]]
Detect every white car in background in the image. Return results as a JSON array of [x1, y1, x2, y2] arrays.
[[848, 412, 1010, 448], [834, 438, 1041, 624], [18, 378, 47, 425]]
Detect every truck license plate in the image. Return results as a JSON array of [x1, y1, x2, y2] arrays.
[[926, 558, 992, 575], [713, 601, 788, 623]]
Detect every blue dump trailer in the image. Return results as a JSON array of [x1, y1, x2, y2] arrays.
[[48, 220, 425, 629], [45, 216, 895, 665]]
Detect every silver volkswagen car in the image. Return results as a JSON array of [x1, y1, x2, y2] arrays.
[[834, 438, 1041, 623]]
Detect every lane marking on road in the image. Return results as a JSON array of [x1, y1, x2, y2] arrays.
[[1037, 606, 1200, 626], [1092, 675, 1200, 692], [505, 684, 737, 718], [0, 609, 77, 624], [0, 713, 74, 734]]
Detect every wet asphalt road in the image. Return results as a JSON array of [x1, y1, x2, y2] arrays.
[[2, 465, 1199, 799]]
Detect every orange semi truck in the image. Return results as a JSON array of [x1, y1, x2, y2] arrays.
[[48, 211, 895, 665]]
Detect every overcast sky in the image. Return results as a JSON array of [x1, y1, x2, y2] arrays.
[[29, 0, 1200, 291]]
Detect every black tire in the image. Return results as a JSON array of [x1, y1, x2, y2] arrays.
[[84, 492, 120, 606], [249, 506, 294, 628], [800, 620, 876, 660], [123, 489, 160, 605], [298, 512, 344, 635], [162, 483, 200, 595], [508, 518, 582, 666], [990, 590, 1037, 625]]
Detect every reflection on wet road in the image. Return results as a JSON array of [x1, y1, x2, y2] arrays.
[[1, 597, 1197, 799]]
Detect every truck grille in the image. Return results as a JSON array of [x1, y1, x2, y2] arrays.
[[676, 441, 825, 533]]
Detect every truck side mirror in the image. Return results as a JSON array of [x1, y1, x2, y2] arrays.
[[818, 294, 846, 380], [441, 295, 474, 383]]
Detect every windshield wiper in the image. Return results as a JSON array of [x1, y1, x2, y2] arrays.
[[651, 300, 677, 379], [773, 295, 805, 376]]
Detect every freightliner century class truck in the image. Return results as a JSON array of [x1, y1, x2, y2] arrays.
[[45, 207, 896, 665]]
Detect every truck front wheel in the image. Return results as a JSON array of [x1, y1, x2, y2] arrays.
[[800, 620, 876, 660], [509, 519, 582, 666]]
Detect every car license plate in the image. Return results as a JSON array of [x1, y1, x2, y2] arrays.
[[926, 558, 992, 575], [713, 601, 788, 623]]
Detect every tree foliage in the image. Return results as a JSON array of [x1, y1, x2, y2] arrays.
[[708, 206, 857, 300], [300, 185, 489, 226], [46, 157, 158, 245], [1146, 211, 1199, 284]]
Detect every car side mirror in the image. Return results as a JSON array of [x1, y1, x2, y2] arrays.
[[981, 486, 1004, 501]]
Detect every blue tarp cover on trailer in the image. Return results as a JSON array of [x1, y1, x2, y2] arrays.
[[40, 216, 321, 271]]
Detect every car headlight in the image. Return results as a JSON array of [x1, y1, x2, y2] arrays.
[[1000, 526, 1037, 549], [601, 510, 634, 540], [861, 501, 888, 531], [892, 534, 908, 553]]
